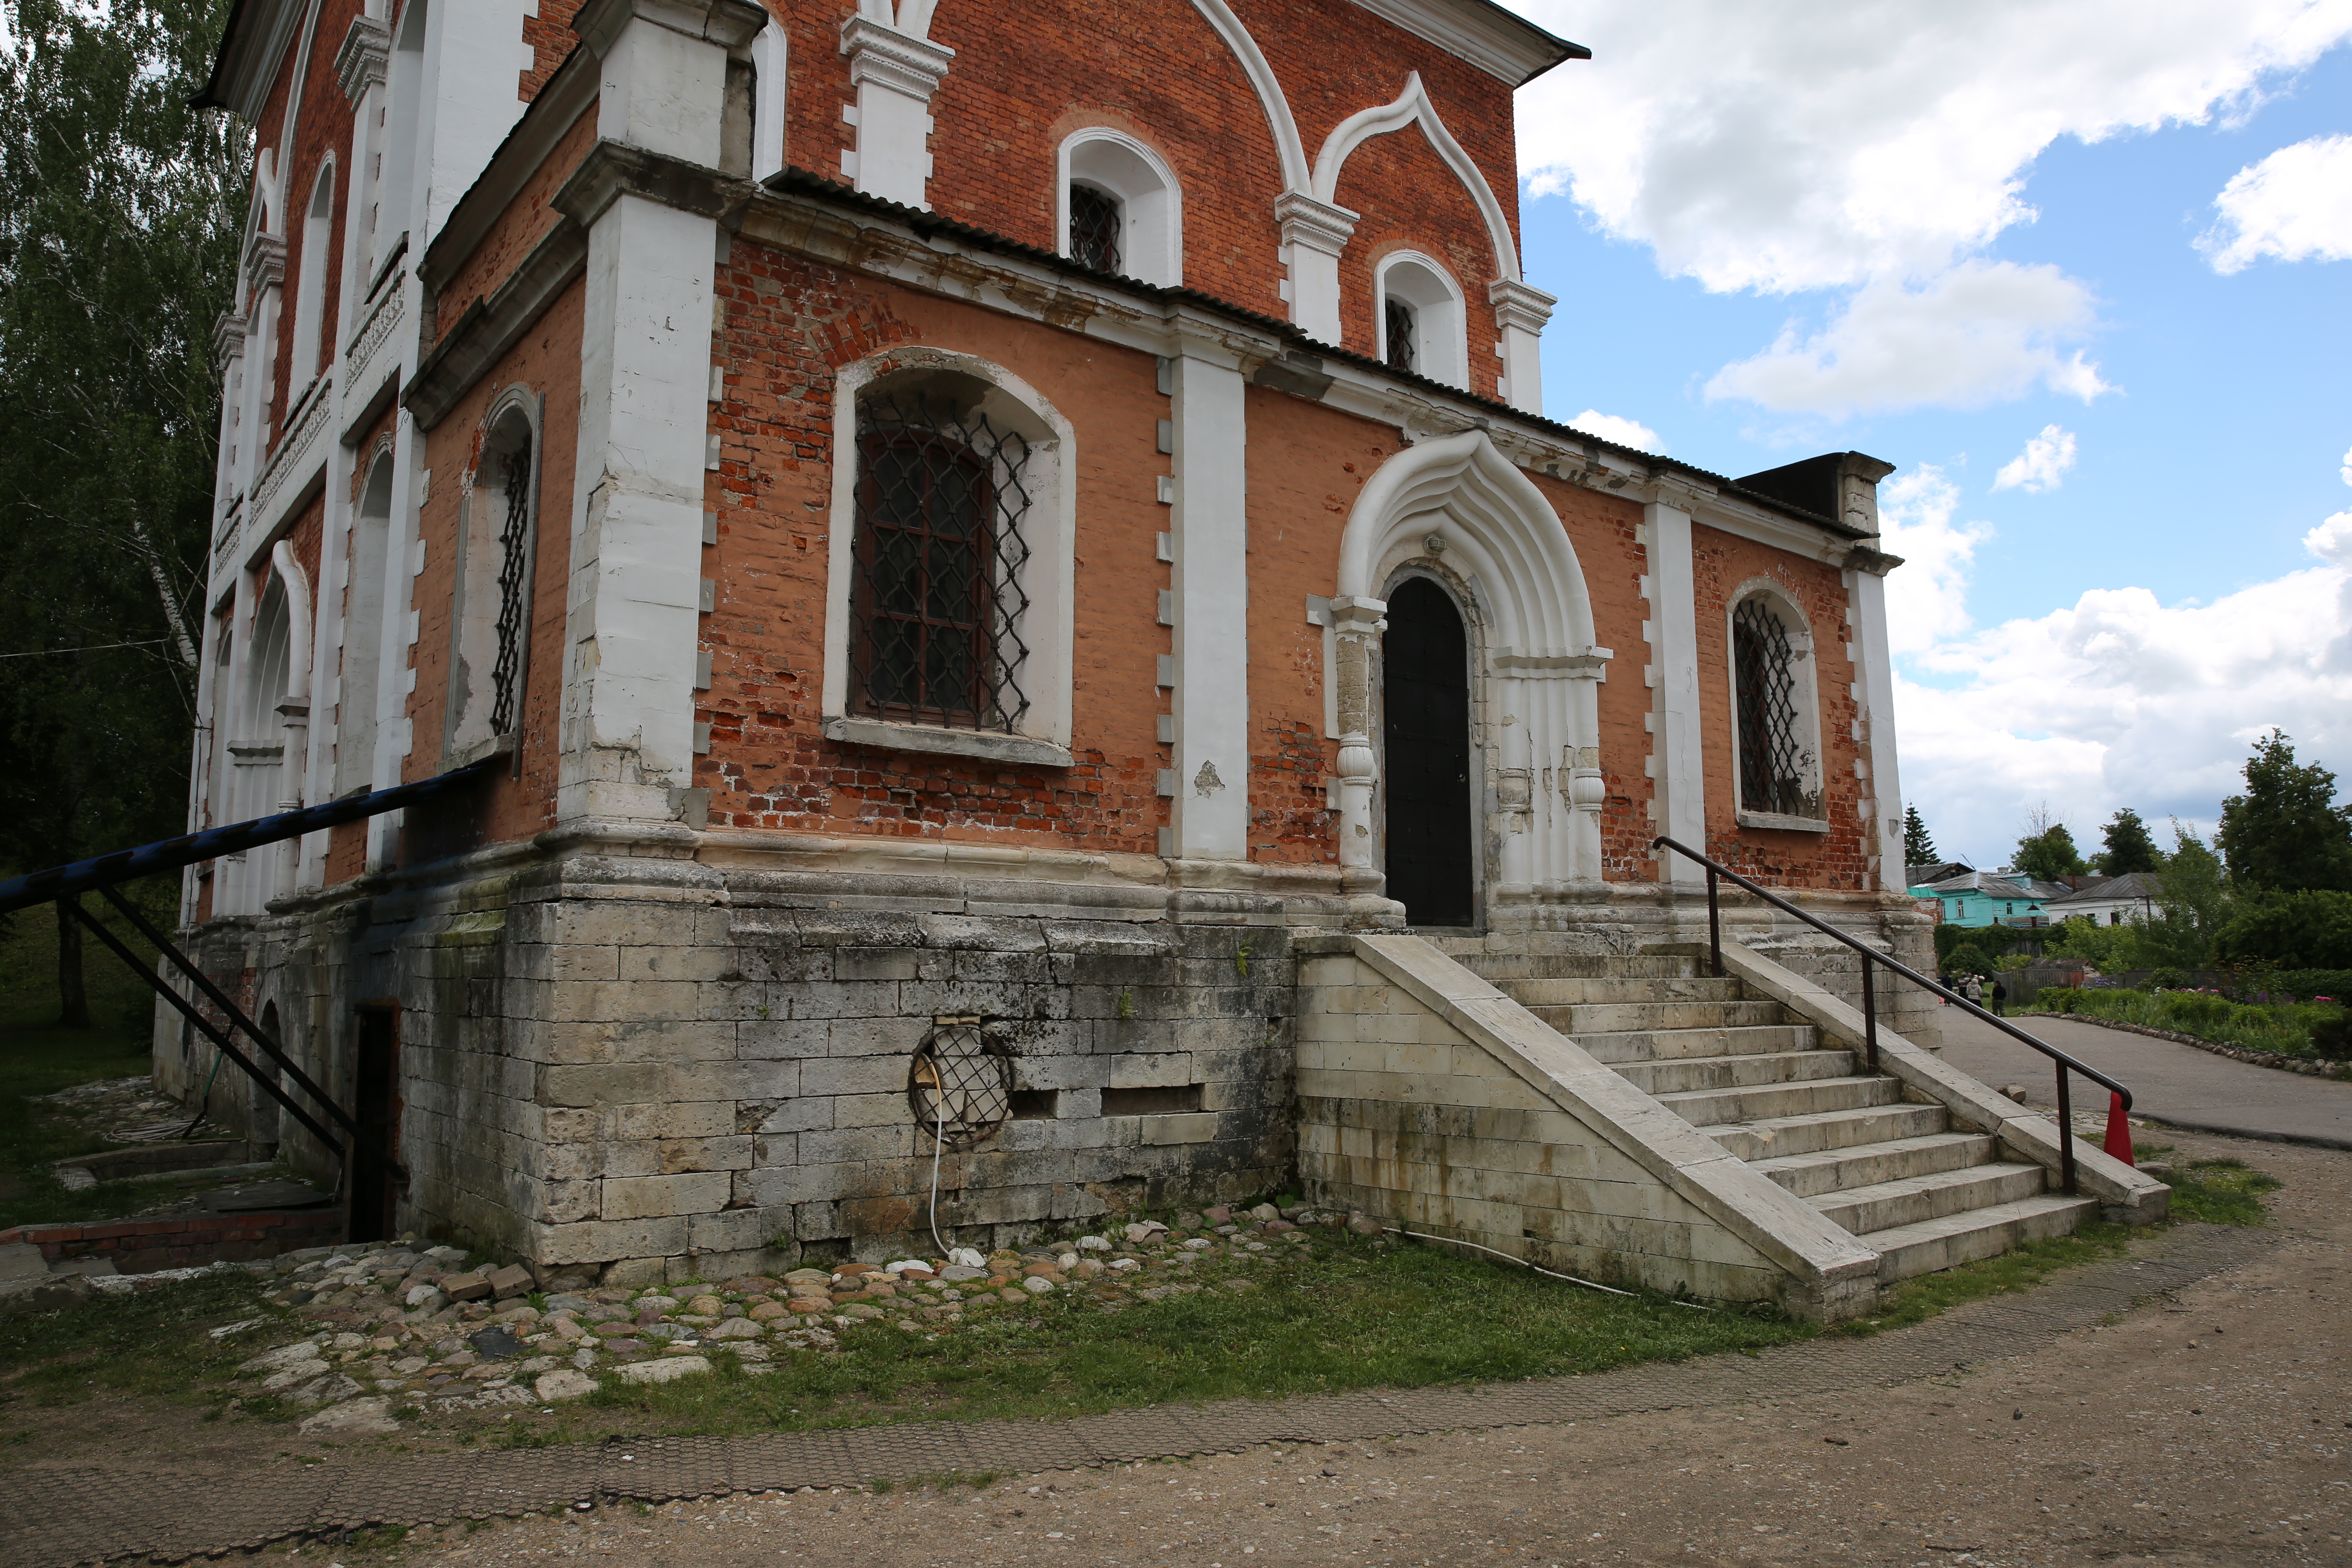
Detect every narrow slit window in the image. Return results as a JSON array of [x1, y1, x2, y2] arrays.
[[489, 436, 533, 736], [1732, 596, 1806, 815], [1384, 297, 1417, 373], [1069, 183, 1122, 275], [851, 394, 1033, 731]]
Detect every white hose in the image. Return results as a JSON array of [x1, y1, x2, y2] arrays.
[[1385, 1225, 1718, 1311]]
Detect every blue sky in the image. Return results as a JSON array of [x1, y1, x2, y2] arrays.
[[1503, 0, 2352, 869]]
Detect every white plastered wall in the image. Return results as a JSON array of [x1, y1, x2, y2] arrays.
[[1169, 336, 1252, 860], [1642, 498, 1705, 881]]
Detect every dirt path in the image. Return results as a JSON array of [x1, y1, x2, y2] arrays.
[[381, 1129, 2348, 1568]]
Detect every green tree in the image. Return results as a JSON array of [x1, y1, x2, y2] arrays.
[[2137, 823, 2232, 969], [2091, 806, 2161, 876], [2013, 824, 2087, 881], [2216, 730, 2352, 892], [1902, 804, 1937, 868], [0, 0, 243, 1022]]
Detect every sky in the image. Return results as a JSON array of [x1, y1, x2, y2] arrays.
[[1503, 0, 2352, 872]]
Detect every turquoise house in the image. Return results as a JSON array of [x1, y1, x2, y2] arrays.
[[1907, 869, 2050, 929]]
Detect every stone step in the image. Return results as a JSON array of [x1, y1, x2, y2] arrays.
[[1557, 1024, 1819, 1063], [1452, 953, 1701, 982], [1612, 1049, 1860, 1097], [1492, 976, 1747, 1007], [1545, 999, 1791, 1033], [1657, 1074, 1904, 1127], [1700, 1102, 1951, 1160], [1811, 1161, 2052, 1237], [1748, 1132, 2002, 1200], [1858, 1194, 2101, 1283]]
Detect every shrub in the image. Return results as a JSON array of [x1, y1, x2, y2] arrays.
[[2025, 984, 2345, 1062], [2214, 890, 2352, 969]]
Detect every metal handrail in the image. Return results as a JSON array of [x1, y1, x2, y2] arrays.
[[1652, 835, 2133, 1196]]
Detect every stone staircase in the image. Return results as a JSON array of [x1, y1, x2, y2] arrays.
[[1437, 942, 2098, 1283]]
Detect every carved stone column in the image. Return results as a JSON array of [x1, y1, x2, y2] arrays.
[[1328, 595, 1386, 873]]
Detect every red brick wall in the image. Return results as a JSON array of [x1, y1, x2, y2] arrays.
[[698, 239, 1169, 850], [265, 0, 363, 441], [432, 102, 600, 343], [1691, 524, 1869, 889], [1334, 132, 1507, 399], [523, 0, 588, 97]]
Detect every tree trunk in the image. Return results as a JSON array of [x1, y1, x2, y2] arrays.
[[55, 895, 91, 1028]]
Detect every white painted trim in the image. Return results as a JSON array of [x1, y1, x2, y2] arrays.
[[1310, 71, 1518, 283], [1335, 431, 1606, 893], [749, 20, 788, 182], [1722, 576, 1828, 832], [1644, 500, 1704, 882], [837, 14, 952, 208], [1340, 0, 1577, 87], [1169, 339, 1251, 859], [1848, 567, 1904, 889], [820, 348, 1078, 754], [1056, 127, 1184, 287], [1373, 249, 1467, 389]]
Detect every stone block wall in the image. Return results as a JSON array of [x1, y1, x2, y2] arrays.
[[1295, 940, 1820, 1307]]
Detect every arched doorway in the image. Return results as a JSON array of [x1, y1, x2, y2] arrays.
[[1382, 577, 1474, 926]]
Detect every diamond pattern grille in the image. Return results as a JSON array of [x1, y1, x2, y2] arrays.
[[1733, 596, 1806, 815], [909, 1023, 1010, 1149], [1069, 183, 1122, 275], [851, 395, 1032, 731], [489, 437, 533, 736]]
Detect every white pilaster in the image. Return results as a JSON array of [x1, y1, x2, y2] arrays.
[[1849, 563, 1904, 891], [1644, 497, 1706, 881], [1169, 336, 1251, 860], [1489, 278, 1554, 416], [837, 16, 952, 209], [1274, 191, 1356, 344], [562, 0, 764, 825]]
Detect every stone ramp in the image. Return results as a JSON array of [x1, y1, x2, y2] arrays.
[[0, 1224, 2271, 1568]]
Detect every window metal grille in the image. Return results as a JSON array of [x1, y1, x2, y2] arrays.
[[1069, 183, 1122, 275], [489, 437, 533, 735], [1733, 596, 1807, 815], [1384, 297, 1417, 373], [850, 393, 1032, 731], [909, 1022, 1010, 1149]]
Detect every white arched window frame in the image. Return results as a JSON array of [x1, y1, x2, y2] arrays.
[[820, 348, 1077, 768], [445, 388, 543, 767], [287, 159, 335, 390], [1724, 578, 1829, 833], [1056, 128, 1183, 287], [335, 444, 396, 799], [749, 20, 788, 182], [1372, 250, 1466, 390]]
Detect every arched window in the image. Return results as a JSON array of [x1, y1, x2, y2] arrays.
[[335, 450, 395, 797], [823, 352, 1077, 766], [444, 395, 539, 763], [1726, 583, 1826, 829], [849, 377, 1032, 731], [1373, 251, 1466, 388], [1057, 129, 1182, 286], [287, 161, 334, 386]]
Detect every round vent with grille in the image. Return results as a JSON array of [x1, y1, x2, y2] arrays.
[[909, 1022, 1011, 1149]]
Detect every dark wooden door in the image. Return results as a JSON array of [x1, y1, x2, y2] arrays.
[[1381, 578, 1474, 926], [347, 1006, 402, 1243]]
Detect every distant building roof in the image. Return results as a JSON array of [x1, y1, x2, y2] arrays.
[[1918, 871, 2042, 901], [1907, 861, 1972, 886], [2045, 871, 2164, 906]]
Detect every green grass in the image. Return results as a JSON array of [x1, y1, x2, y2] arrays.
[[0, 882, 182, 1232], [515, 1233, 1815, 1444], [0, 1266, 285, 1411], [2154, 1155, 2283, 1226], [2023, 984, 2349, 1070]]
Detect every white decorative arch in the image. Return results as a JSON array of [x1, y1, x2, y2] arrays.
[[1372, 248, 1467, 387], [1058, 127, 1184, 286], [1182, 0, 1310, 192], [1722, 575, 1830, 832], [1312, 72, 1519, 283], [1330, 431, 1610, 900]]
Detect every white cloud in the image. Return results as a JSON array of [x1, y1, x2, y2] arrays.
[[2341, 442, 2352, 487], [2199, 133, 2352, 273], [1875, 466, 1990, 657], [1992, 425, 2080, 493], [2308, 510, 2352, 566], [1703, 263, 2110, 417], [1510, 0, 2352, 294], [1566, 408, 1664, 452]]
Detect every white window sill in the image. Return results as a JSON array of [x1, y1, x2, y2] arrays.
[[1736, 810, 1831, 834], [822, 715, 1073, 768]]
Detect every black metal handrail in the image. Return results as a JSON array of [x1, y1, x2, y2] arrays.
[[1652, 835, 2133, 1196]]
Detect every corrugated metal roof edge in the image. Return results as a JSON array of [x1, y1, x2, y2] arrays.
[[761, 166, 1872, 543]]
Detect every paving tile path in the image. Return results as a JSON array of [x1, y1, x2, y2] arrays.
[[1935, 1005, 2352, 1149], [2, 1223, 2274, 1568]]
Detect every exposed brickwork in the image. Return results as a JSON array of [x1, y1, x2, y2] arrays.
[[431, 102, 600, 344], [696, 238, 1169, 851], [264, 0, 363, 444], [1691, 522, 1870, 889], [522, 0, 587, 99]]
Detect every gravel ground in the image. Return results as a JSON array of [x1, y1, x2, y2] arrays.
[[368, 1128, 2348, 1568]]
